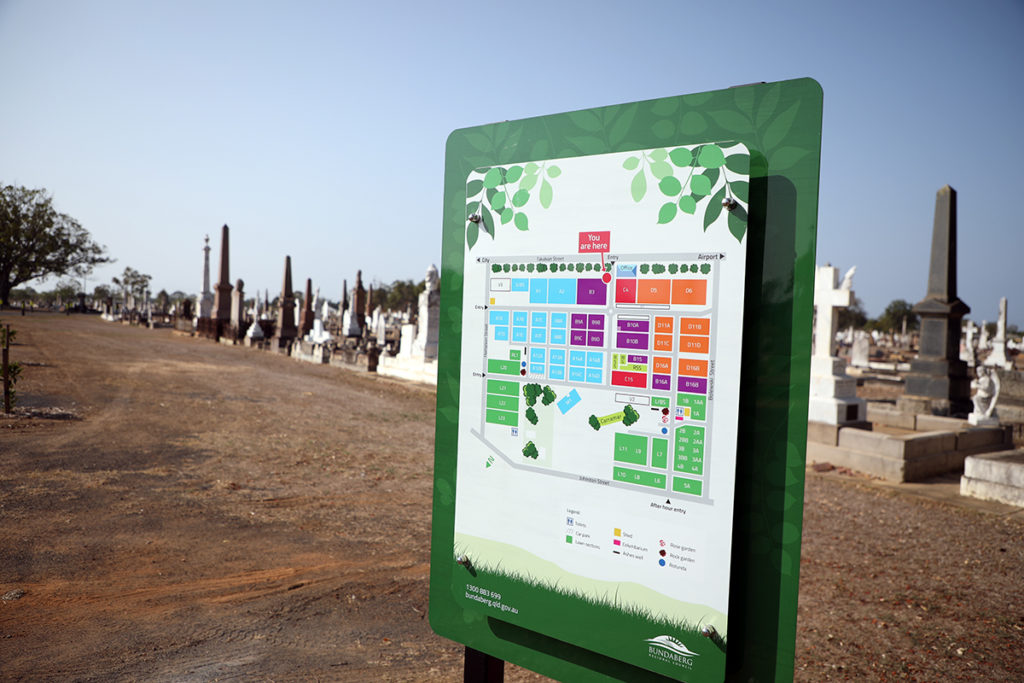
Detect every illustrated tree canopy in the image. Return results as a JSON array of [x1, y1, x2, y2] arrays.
[[622, 404, 640, 426], [0, 184, 110, 306]]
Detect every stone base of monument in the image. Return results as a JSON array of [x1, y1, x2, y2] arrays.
[[807, 404, 1013, 483], [960, 451, 1024, 507], [376, 354, 438, 385], [808, 357, 866, 424], [290, 340, 330, 364]]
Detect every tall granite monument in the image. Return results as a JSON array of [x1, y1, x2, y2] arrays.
[[272, 255, 298, 351], [900, 186, 971, 416], [212, 224, 232, 322], [197, 235, 214, 319]]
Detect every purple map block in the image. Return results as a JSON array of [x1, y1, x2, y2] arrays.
[[617, 318, 650, 332], [678, 377, 708, 394], [652, 374, 672, 391], [628, 354, 648, 364], [587, 331, 604, 347], [570, 330, 588, 346], [570, 313, 588, 329], [576, 278, 607, 305], [616, 332, 649, 349], [588, 314, 605, 330]]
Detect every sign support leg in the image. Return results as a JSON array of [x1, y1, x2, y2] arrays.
[[464, 646, 504, 682]]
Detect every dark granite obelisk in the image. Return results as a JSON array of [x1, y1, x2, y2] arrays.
[[299, 278, 314, 338], [273, 255, 297, 350], [212, 224, 232, 322], [901, 186, 971, 416]]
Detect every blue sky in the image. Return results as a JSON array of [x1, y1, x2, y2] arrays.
[[2, 0, 1021, 326]]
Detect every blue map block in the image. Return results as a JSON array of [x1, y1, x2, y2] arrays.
[[557, 388, 582, 414]]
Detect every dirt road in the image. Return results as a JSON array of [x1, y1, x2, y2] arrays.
[[1, 314, 1021, 681]]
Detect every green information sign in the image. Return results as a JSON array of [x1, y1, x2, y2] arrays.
[[431, 78, 823, 681]]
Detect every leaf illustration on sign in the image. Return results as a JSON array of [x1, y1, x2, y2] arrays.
[[465, 162, 562, 248]]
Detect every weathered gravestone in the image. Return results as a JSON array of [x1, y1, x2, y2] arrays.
[[271, 255, 297, 351], [809, 265, 865, 423], [900, 186, 972, 416], [985, 297, 1013, 370], [851, 330, 870, 368]]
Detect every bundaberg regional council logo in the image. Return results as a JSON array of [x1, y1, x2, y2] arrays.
[[645, 634, 698, 669]]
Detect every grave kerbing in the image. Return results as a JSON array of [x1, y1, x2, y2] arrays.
[[900, 186, 971, 416]]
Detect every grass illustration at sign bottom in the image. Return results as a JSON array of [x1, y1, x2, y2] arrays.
[[453, 548, 726, 676]]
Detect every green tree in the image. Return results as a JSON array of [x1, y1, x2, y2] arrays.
[[874, 299, 918, 332], [522, 441, 539, 459], [523, 383, 542, 407], [541, 385, 557, 406], [837, 295, 868, 330], [588, 415, 600, 431], [622, 404, 639, 426], [0, 184, 111, 306], [525, 407, 538, 425]]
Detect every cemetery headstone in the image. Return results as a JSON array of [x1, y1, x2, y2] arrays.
[[272, 255, 297, 349], [230, 279, 245, 333], [968, 366, 1001, 426], [300, 278, 315, 338], [198, 235, 214, 319], [212, 224, 232, 322], [962, 320, 978, 367], [901, 186, 971, 416], [809, 265, 865, 423], [851, 330, 870, 368], [411, 264, 439, 360], [984, 297, 1013, 370]]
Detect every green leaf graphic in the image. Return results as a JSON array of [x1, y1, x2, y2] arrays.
[[540, 179, 553, 209], [690, 174, 711, 196], [631, 170, 647, 202], [756, 84, 781, 128], [567, 110, 602, 132], [466, 220, 478, 249], [608, 103, 637, 146], [725, 153, 750, 174], [659, 176, 682, 196], [669, 147, 693, 167], [466, 200, 480, 219], [622, 156, 640, 170], [658, 202, 677, 224], [491, 192, 506, 211], [701, 167, 720, 189], [728, 204, 748, 242], [709, 110, 752, 134], [505, 165, 523, 183], [769, 146, 809, 171], [466, 179, 484, 197], [466, 132, 493, 153], [512, 189, 530, 207], [652, 119, 675, 139], [520, 172, 539, 191], [650, 160, 673, 180], [483, 167, 503, 189], [650, 98, 679, 116], [697, 145, 725, 169], [547, 165, 561, 178], [704, 186, 726, 231], [567, 135, 606, 154], [514, 212, 529, 231], [679, 111, 707, 134], [480, 206, 495, 238], [732, 180, 749, 203], [678, 195, 697, 214], [501, 207, 513, 224], [649, 148, 668, 161], [763, 101, 800, 151]]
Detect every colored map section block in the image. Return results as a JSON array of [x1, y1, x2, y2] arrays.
[[487, 359, 520, 375], [618, 318, 649, 332], [487, 379, 519, 396], [486, 409, 519, 426], [655, 316, 674, 333], [615, 279, 637, 303], [577, 278, 607, 305], [678, 376, 708, 394], [614, 432, 648, 465], [651, 396, 670, 408], [557, 388, 581, 414], [679, 317, 710, 335], [678, 358, 709, 377], [679, 335, 710, 354], [611, 371, 646, 388], [672, 477, 703, 496], [548, 279, 577, 304], [651, 438, 669, 468], [510, 278, 529, 292], [651, 374, 671, 391], [487, 394, 519, 412], [653, 335, 673, 351], [613, 467, 666, 489], [530, 279, 548, 303], [671, 279, 707, 305], [674, 425, 705, 474], [489, 311, 509, 325], [616, 332, 649, 350], [653, 357, 672, 374], [637, 279, 671, 304], [509, 350, 521, 360], [677, 393, 707, 420], [493, 327, 509, 341]]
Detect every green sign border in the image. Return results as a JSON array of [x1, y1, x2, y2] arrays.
[[430, 78, 823, 682]]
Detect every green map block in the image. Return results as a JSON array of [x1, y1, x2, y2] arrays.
[[485, 409, 518, 427], [650, 396, 670, 409], [677, 392, 707, 421], [509, 350, 521, 361], [488, 359, 521, 375], [486, 378, 520, 396], [674, 425, 705, 472], [613, 432, 648, 466], [613, 467, 666, 489], [651, 438, 668, 468], [672, 476, 703, 496], [486, 394, 519, 412]]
